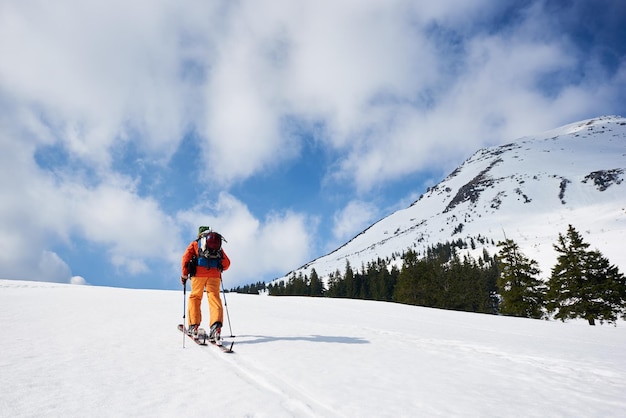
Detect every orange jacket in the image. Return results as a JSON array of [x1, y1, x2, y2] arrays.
[[181, 240, 231, 278]]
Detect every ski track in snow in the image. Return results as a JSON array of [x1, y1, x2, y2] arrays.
[[197, 338, 341, 417]]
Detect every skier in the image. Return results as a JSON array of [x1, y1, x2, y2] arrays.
[[181, 226, 231, 342]]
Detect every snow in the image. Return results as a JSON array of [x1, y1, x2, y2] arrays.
[[1, 279, 625, 417]]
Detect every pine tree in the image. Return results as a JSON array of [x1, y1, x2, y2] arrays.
[[496, 239, 546, 319], [309, 268, 324, 296], [393, 250, 422, 305], [344, 260, 356, 298], [547, 225, 626, 325]]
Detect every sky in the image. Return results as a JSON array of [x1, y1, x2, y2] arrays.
[[2, 279, 625, 416], [1, 0, 625, 290]]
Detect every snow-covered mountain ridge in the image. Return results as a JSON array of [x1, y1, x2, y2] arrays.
[[281, 116, 626, 284]]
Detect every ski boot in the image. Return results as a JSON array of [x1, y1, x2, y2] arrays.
[[187, 324, 199, 336], [208, 321, 222, 344]]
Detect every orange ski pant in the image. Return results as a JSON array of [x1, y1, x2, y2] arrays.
[[187, 276, 223, 328]]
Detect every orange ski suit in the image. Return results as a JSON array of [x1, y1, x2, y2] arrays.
[[181, 240, 231, 328]]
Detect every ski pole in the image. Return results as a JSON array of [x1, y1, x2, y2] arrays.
[[182, 275, 189, 348], [220, 278, 234, 337]]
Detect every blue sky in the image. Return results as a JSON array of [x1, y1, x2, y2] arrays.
[[1, 0, 625, 290]]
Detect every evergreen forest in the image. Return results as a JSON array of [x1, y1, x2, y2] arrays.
[[234, 225, 626, 325]]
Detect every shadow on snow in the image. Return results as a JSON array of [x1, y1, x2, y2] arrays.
[[232, 335, 370, 345]]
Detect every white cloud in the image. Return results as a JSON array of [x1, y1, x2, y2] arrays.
[[2, 0, 622, 189], [0, 112, 181, 282], [332, 200, 378, 242], [66, 178, 181, 266], [0, 0, 195, 167], [195, 0, 444, 184], [189, 0, 626, 195]]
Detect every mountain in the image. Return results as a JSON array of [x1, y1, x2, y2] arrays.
[[2, 279, 626, 416], [279, 115, 626, 284]]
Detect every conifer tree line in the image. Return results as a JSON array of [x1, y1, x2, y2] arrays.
[[229, 281, 266, 294], [266, 240, 500, 314], [240, 224, 626, 325]]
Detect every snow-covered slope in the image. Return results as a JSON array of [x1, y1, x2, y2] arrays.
[[283, 116, 626, 284], [1, 279, 625, 417]]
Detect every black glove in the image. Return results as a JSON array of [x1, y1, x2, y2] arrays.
[[180, 275, 187, 285]]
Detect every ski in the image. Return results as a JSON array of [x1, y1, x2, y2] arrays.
[[211, 338, 235, 353], [178, 324, 234, 353], [178, 324, 207, 345]]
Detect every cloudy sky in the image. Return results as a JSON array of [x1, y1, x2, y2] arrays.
[[1, 0, 625, 290]]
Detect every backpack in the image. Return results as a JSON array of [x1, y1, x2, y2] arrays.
[[196, 231, 224, 270]]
